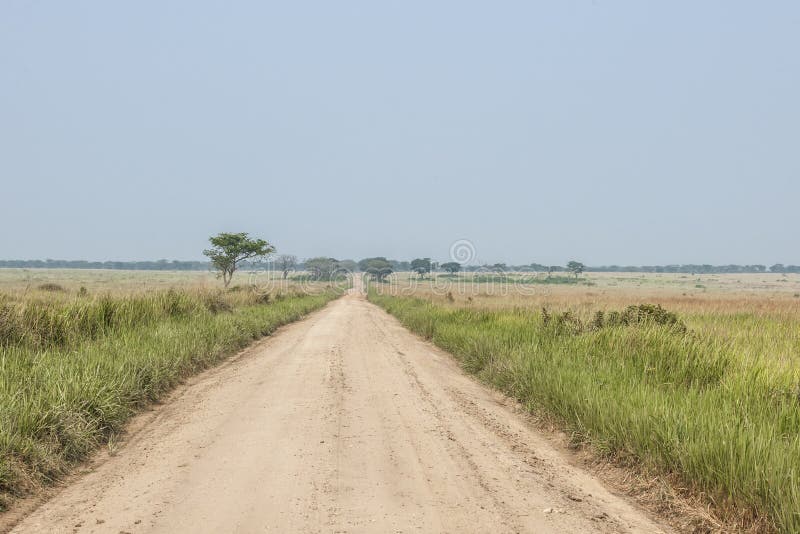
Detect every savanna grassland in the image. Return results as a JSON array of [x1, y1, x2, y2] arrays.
[[0, 268, 342, 509], [370, 272, 800, 532]]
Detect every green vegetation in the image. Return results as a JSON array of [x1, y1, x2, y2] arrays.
[[203, 232, 275, 287], [566, 260, 585, 278], [359, 257, 393, 282], [441, 262, 462, 274], [410, 258, 432, 278], [275, 254, 298, 279], [304, 257, 344, 281], [369, 291, 800, 532], [0, 286, 340, 508]]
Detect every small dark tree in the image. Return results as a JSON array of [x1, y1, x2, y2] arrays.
[[567, 260, 585, 279], [203, 232, 275, 287], [360, 257, 393, 282], [410, 258, 432, 279], [338, 259, 358, 273], [441, 261, 461, 274], [276, 254, 297, 279], [305, 257, 341, 281]]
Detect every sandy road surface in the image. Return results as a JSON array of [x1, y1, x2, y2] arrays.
[[10, 279, 669, 534]]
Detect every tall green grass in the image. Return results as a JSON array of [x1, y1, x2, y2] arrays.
[[0, 288, 340, 508], [369, 292, 800, 532]]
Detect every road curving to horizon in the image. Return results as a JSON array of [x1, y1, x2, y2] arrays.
[[9, 278, 670, 534]]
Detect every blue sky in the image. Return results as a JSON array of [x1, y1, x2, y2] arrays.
[[1, 1, 798, 265]]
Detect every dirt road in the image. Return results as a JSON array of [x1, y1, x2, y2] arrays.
[[11, 280, 670, 534]]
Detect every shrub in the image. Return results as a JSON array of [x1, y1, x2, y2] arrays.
[[37, 283, 65, 292], [203, 293, 233, 314], [603, 304, 686, 332], [544, 304, 686, 335]]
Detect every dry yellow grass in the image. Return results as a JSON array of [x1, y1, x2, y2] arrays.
[[379, 272, 800, 321], [0, 268, 334, 299]]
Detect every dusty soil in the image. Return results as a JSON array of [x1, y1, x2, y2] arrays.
[[8, 280, 671, 533]]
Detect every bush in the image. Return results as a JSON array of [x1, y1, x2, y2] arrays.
[[597, 304, 686, 333], [203, 293, 233, 314], [37, 283, 65, 292], [543, 304, 687, 336]]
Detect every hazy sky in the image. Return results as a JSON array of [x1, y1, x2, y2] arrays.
[[1, 1, 798, 265]]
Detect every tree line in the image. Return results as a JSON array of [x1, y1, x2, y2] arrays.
[[2, 256, 798, 277], [453, 263, 800, 274]]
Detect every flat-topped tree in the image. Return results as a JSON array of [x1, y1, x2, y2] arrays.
[[567, 260, 585, 279], [441, 262, 461, 274], [204, 232, 275, 287], [305, 257, 341, 281], [411, 258, 432, 279], [359, 257, 393, 282]]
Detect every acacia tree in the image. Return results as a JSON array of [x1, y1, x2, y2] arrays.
[[359, 257, 393, 282], [305, 257, 340, 281], [410, 258, 432, 279], [337, 259, 358, 273], [276, 254, 297, 279], [441, 262, 462, 274], [203, 232, 275, 287], [567, 260, 585, 279]]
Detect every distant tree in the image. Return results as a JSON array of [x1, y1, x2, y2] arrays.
[[441, 261, 461, 274], [389, 259, 411, 271], [491, 263, 507, 273], [305, 257, 341, 280], [359, 257, 393, 282], [276, 254, 297, 279], [357, 257, 376, 271], [337, 259, 358, 273], [771, 264, 786, 273], [203, 232, 275, 288], [566, 260, 585, 279], [410, 258, 432, 279]]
